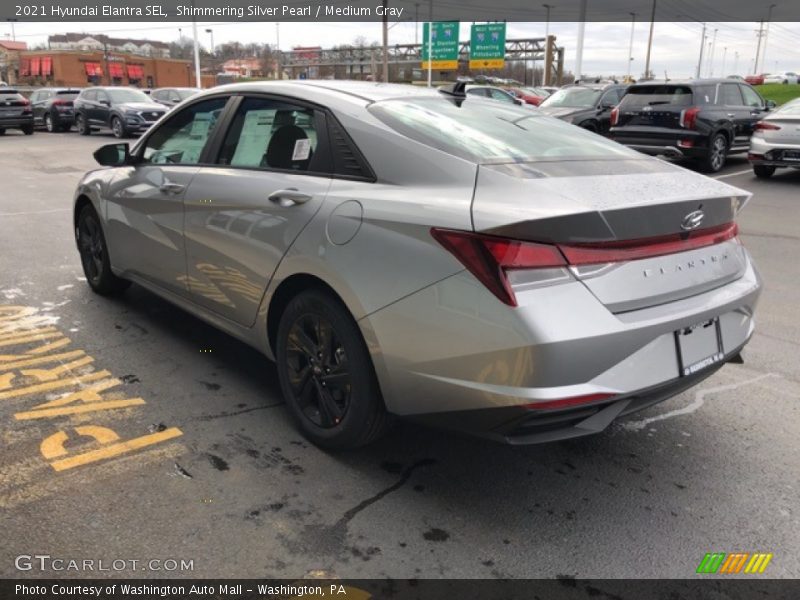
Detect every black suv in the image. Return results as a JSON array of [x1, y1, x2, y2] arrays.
[[150, 87, 201, 108], [609, 79, 775, 172], [74, 87, 167, 138], [537, 83, 629, 135], [0, 89, 34, 135], [30, 87, 80, 132]]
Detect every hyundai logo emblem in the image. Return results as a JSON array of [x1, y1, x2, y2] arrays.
[[681, 210, 705, 231]]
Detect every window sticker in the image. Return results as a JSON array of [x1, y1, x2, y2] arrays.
[[292, 138, 311, 161], [231, 109, 275, 166]]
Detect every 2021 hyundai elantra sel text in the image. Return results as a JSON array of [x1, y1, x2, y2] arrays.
[[73, 81, 761, 448]]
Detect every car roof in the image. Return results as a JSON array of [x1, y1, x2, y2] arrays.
[[209, 80, 441, 106], [630, 78, 750, 87]]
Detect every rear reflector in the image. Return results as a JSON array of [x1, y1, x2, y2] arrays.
[[431, 223, 738, 306], [524, 393, 615, 411], [610, 106, 619, 127], [557, 222, 738, 265]]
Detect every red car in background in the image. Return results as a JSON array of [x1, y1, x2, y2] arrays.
[[745, 74, 765, 85], [505, 87, 550, 106]]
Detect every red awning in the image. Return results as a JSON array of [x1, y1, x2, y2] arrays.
[[20, 58, 30, 77], [84, 62, 103, 77], [30, 56, 41, 76], [126, 65, 144, 79], [41, 56, 53, 76], [109, 62, 124, 78]]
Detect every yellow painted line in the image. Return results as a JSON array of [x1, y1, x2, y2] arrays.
[[0, 372, 15, 391], [26, 337, 72, 355], [758, 553, 773, 573], [15, 398, 146, 420], [0, 327, 58, 342], [21, 355, 94, 382], [0, 350, 86, 371], [746, 553, 765, 573], [49, 427, 183, 471], [41, 425, 122, 459], [0, 370, 111, 400], [33, 378, 121, 409], [0, 331, 63, 348], [733, 553, 749, 573]]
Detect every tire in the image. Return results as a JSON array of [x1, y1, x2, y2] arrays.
[[579, 122, 598, 133], [76, 205, 130, 296], [0, 128, 6, 136], [76, 113, 90, 135], [21, 124, 34, 135], [699, 133, 728, 173], [111, 116, 127, 139], [59, 123, 72, 132], [44, 113, 55, 132], [753, 164, 776, 178], [276, 289, 390, 449]]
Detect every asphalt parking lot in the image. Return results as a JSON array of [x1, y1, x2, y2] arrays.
[[1, 129, 798, 579]]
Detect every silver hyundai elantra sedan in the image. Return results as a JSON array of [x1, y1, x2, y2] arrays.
[[73, 81, 761, 448]]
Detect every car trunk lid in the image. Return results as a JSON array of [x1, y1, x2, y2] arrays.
[[471, 159, 751, 312], [614, 83, 713, 130]]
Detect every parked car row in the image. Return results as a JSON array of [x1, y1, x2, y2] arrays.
[[1, 86, 201, 137]]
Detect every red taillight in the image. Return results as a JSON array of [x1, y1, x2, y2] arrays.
[[430, 228, 566, 306], [19, 98, 30, 106], [432, 223, 739, 306], [610, 106, 619, 127], [557, 223, 738, 265], [524, 393, 616, 411], [679, 106, 700, 130], [754, 121, 780, 131], [53, 99, 70, 106]]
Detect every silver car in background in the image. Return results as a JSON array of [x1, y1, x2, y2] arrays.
[[749, 100, 800, 178], [73, 81, 761, 449]]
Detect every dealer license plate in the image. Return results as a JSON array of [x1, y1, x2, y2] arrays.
[[676, 318, 724, 376]]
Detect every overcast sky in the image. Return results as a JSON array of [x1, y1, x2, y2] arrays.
[[5, 20, 799, 78]]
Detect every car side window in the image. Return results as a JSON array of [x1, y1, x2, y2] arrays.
[[97, 90, 110, 104], [82, 90, 96, 102], [601, 89, 621, 106], [720, 83, 743, 106], [30, 91, 40, 102], [489, 89, 514, 103], [141, 97, 229, 165], [169, 91, 181, 103], [739, 85, 764, 108], [217, 97, 323, 172]]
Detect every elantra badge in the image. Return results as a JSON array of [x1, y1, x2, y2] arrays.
[[681, 210, 705, 231]]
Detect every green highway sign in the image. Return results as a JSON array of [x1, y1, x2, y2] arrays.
[[421, 21, 460, 70], [469, 23, 506, 69]]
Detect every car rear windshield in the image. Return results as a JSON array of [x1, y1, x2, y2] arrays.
[[539, 87, 602, 108], [619, 85, 711, 108], [106, 89, 154, 103], [0, 92, 24, 101], [368, 97, 639, 163]]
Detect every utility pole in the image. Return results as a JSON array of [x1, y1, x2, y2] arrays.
[[574, 0, 587, 83], [275, 23, 281, 80], [414, 3, 419, 45], [753, 20, 764, 76], [427, 0, 433, 87], [720, 46, 727, 76], [543, 4, 553, 86], [626, 12, 635, 80], [190, 0, 201, 88], [760, 4, 776, 74], [695, 22, 706, 79], [644, 0, 656, 81], [205, 29, 214, 55], [707, 28, 717, 77], [382, 0, 389, 82]]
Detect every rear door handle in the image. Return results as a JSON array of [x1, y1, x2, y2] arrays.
[[268, 188, 312, 207], [159, 182, 185, 195]]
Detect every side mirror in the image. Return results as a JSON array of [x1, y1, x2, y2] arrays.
[[765, 99, 777, 110], [94, 143, 132, 167]]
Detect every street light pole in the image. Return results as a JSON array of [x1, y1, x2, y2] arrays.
[[643, 0, 656, 80], [695, 22, 706, 79], [205, 29, 214, 55], [427, 0, 433, 87], [707, 28, 717, 77], [189, 0, 201, 88], [574, 0, 587, 83], [720, 46, 727, 77], [543, 4, 553, 87], [626, 12, 635, 80], [382, 0, 389, 82], [275, 23, 281, 80], [760, 4, 776, 74]]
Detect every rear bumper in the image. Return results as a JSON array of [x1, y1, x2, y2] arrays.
[[361, 250, 761, 442], [413, 344, 743, 444], [610, 129, 708, 159], [748, 137, 800, 168], [0, 116, 33, 128]]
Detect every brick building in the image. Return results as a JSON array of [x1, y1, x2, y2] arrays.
[[48, 33, 170, 58], [0, 40, 28, 85], [16, 50, 195, 88]]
